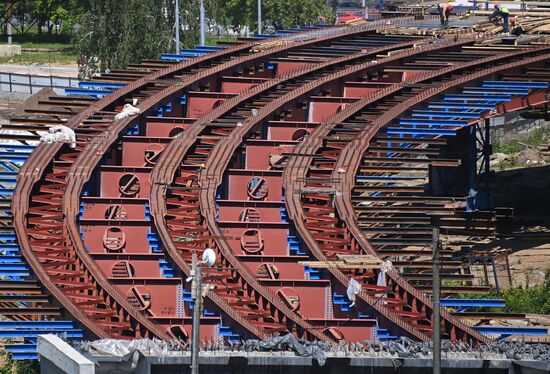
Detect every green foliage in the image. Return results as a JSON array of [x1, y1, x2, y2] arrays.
[[502, 269, 550, 314], [444, 271, 550, 315], [0, 346, 39, 374], [218, 0, 333, 31], [494, 126, 550, 155], [526, 126, 550, 148], [493, 142, 523, 155], [74, 0, 173, 77], [0, 52, 77, 65]]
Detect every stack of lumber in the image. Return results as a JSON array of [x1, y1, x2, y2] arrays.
[[252, 39, 294, 53], [473, 16, 550, 33], [539, 142, 550, 157], [345, 18, 368, 26]]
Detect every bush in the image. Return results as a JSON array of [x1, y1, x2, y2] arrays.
[[502, 269, 550, 315]]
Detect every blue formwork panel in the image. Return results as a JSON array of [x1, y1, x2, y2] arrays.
[[442, 94, 511, 103], [64, 88, 111, 98], [0, 329, 84, 338], [178, 50, 206, 57], [0, 244, 20, 253], [5, 344, 36, 353], [194, 45, 225, 51], [277, 29, 300, 34], [428, 102, 495, 110], [356, 175, 424, 181], [160, 54, 188, 61], [79, 82, 126, 90], [473, 326, 548, 336], [253, 34, 276, 38], [399, 118, 469, 127], [462, 87, 529, 95], [387, 128, 457, 136], [0, 152, 29, 162], [0, 144, 35, 151], [482, 81, 548, 89], [0, 321, 76, 329], [0, 162, 20, 172], [441, 298, 506, 307], [0, 174, 17, 181], [0, 232, 17, 241], [412, 110, 482, 119]]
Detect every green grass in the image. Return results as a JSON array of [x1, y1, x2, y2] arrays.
[[497, 156, 520, 171], [206, 34, 239, 46], [0, 52, 77, 65], [19, 41, 73, 51], [494, 126, 550, 155], [493, 142, 523, 155], [0, 33, 76, 64]]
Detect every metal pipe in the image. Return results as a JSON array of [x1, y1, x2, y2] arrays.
[[175, 0, 180, 54], [432, 227, 441, 374], [191, 254, 202, 374], [491, 256, 500, 295], [258, 0, 262, 35], [200, 0, 206, 46], [7, 1, 12, 45]]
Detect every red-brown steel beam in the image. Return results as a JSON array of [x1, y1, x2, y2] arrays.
[[149, 38, 477, 341], [13, 22, 421, 340], [329, 48, 550, 344]]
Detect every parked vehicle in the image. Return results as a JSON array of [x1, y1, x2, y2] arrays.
[[336, 1, 366, 24]]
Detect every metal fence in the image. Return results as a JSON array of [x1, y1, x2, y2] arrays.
[[0, 72, 81, 95]]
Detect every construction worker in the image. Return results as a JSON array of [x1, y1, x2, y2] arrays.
[[489, 4, 510, 33], [438, 1, 455, 27], [510, 17, 524, 36]]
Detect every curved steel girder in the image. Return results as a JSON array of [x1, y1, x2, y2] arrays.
[[55, 20, 418, 339], [328, 48, 550, 345], [149, 31, 431, 342]]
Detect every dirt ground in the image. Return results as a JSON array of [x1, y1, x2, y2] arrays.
[[487, 165, 550, 287]]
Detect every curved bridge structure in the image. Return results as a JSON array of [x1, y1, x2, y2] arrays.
[[3, 19, 550, 359]]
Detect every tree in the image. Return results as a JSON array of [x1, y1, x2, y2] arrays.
[[75, 0, 173, 77], [218, 0, 333, 32], [503, 269, 550, 315]]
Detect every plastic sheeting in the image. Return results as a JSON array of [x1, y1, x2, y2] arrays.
[[250, 334, 330, 366], [114, 103, 141, 121], [78, 338, 178, 357], [346, 278, 361, 307], [376, 260, 393, 299], [39, 125, 76, 148]]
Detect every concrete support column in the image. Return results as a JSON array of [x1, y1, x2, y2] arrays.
[[37, 335, 94, 374]]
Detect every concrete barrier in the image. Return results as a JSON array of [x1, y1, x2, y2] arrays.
[[0, 45, 21, 57], [37, 335, 94, 374]]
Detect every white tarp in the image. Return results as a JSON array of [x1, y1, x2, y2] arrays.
[[39, 125, 76, 148]]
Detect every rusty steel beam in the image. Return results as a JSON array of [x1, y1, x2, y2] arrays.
[[283, 45, 550, 344], [146, 33, 438, 341], [330, 48, 550, 344], [18, 22, 423, 341]]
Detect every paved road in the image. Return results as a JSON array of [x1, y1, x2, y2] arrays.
[[0, 63, 78, 78]]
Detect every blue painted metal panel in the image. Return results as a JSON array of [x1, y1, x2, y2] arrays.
[[443, 95, 511, 103], [399, 119, 469, 126], [428, 103, 495, 110], [462, 87, 529, 95], [160, 54, 188, 61], [64, 88, 111, 98], [0, 321, 76, 329], [387, 128, 456, 136], [441, 298, 505, 307], [482, 81, 548, 89], [473, 326, 548, 335], [0, 330, 84, 338], [79, 82, 125, 90], [412, 110, 482, 119]]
